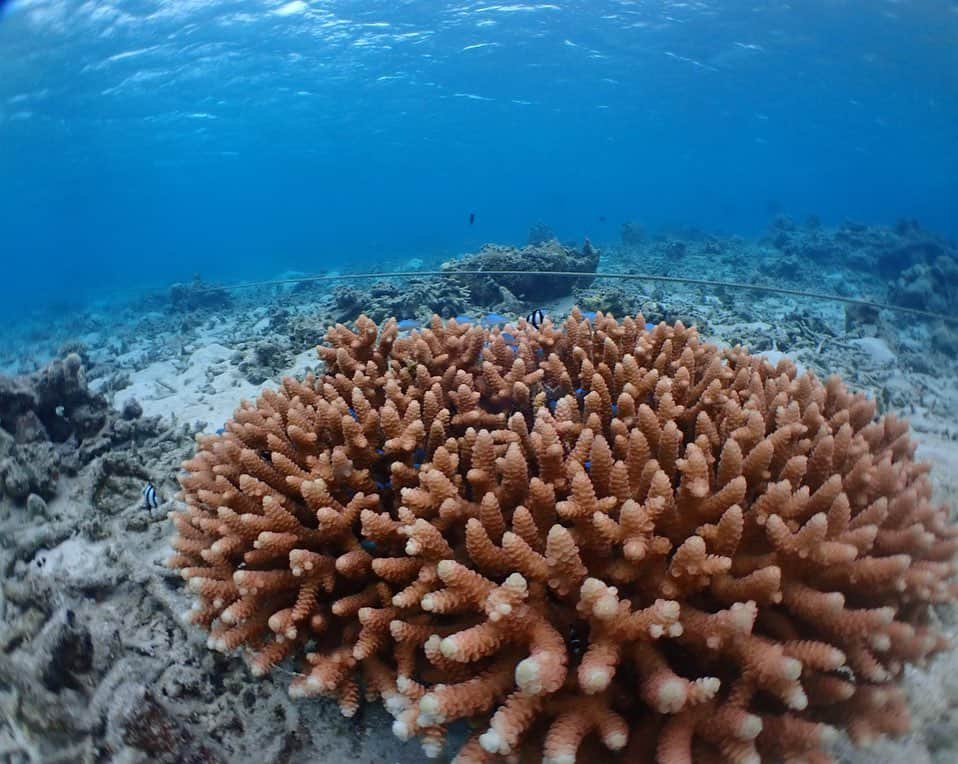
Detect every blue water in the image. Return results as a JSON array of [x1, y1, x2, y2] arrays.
[[1, 0, 956, 317]]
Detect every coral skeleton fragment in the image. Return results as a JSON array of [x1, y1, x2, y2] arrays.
[[168, 310, 957, 762]]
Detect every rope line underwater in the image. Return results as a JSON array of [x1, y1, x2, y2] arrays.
[[195, 269, 958, 325]]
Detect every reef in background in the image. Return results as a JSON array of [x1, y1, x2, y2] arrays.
[[441, 239, 600, 309]]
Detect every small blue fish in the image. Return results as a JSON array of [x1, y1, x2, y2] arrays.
[[453, 315, 474, 324], [645, 322, 656, 331], [215, 427, 225, 435], [581, 311, 597, 320], [501, 332, 516, 345], [361, 539, 378, 553], [397, 318, 423, 330], [481, 312, 509, 326], [141, 482, 159, 510]]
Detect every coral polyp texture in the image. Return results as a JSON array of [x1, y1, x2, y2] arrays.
[[168, 311, 957, 763]]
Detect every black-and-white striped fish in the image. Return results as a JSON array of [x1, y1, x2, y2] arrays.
[[141, 482, 159, 510], [526, 309, 545, 328]]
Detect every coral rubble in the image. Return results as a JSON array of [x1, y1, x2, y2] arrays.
[[170, 311, 956, 762], [0, 353, 160, 503], [333, 277, 472, 323]]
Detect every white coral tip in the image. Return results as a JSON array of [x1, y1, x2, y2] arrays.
[[786, 686, 808, 710], [594, 595, 618, 619], [603, 731, 627, 750], [656, 677, 688, 713], [820, 724, 840, 745], [503, 572, 528, 591], [419, 693, 440, 716], [515, 656, 542, 693], [582, 667, 611, 694], [480, 729, 505, 754], [781, 657, 803, 681], [439, 636, 458, 658], [870, 633, 891, 652], [739, 714, 763, 740]]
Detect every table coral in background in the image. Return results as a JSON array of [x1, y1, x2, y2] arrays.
[[168, 310, 957, 763]]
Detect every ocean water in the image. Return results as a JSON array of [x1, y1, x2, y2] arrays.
[[1, 0, 956, 320]]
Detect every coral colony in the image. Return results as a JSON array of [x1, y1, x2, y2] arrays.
[[169, 311, 956, 763]]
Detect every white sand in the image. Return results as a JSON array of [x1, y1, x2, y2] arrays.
[[112, 343, 320, 433]]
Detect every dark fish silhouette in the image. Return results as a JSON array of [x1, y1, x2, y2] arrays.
[[141, 481, 159, 510], [526, 309, 545, 328], [469, 212, 475, 225], [599, 215, 607, 223]]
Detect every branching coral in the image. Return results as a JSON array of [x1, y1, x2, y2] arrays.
[[169, 311, 957, 763]]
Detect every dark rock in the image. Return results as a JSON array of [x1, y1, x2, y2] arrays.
[[120, 398, 143, 420], [1, 456, 31, 500], [14, 410, 48, 443], [0, 374, 37, 433], [876, 239, 949, 279], [41, 616, 94, 693], [761, 254, 802, 281], [168, 277, 232, 313], [931, 324, 958, 355], [122, 690, 221, 764], [442, 239, 599, 304], [889, 255, 958, 314], [844, 303, 882, 334]]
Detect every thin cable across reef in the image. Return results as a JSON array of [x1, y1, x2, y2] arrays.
[[169, 310, 957, 763], [196, 269, 958, 324]]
